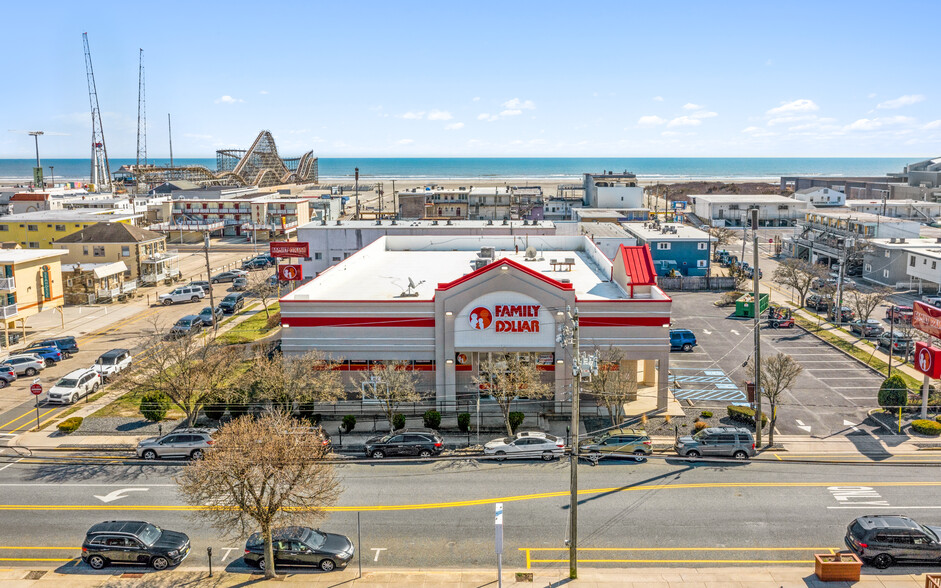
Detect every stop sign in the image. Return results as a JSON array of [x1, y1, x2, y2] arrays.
[[30, 383, 42, 395]]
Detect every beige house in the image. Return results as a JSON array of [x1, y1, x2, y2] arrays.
[[0, 249, 68, 343], [62, 262, 136, 305], [53, 222, 168, 281]]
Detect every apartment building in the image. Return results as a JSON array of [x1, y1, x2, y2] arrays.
[[0, 210, 142, 249], [0, 249, 68, 342]]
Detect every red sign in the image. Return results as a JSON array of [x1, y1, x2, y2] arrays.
[[468, 307, 493, 330], [913, 301, 941, 339], [269, 241, 309, 258], [468, 304, 540, 333], [278, 264, 303, 281], [30, 383, 42, 395], [915, 341, 941, 379]]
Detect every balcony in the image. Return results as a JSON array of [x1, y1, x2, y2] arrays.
[[0, 277, 14, 291], [0, 303, 17, 319], [140, 269, 180, 285], [96, 280, 138, 300]]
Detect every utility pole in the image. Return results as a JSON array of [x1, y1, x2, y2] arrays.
[[49, 166, 54, 190], [168, 113, 174, 168], [203, 232, 217, 331], [29, 131, 44, 189], [354, 167, 360, 220], [751, 207, 763, 447]]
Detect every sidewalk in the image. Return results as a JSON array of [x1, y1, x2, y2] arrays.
[[0, 566, 934, 587]]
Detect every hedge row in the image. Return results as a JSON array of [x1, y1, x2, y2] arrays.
[[727, 405, 769, 427], [57, 416, 83, 434], [912, 419, 941, 436]]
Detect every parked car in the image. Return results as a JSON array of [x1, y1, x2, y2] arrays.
[[484, 431, 565, 461], [219, 293, 245, 314], [1, 355, 45, 376], [828, 306, 855, 323], [167, 315, 203, 339], [845, 515, 941, 569], [159, 286, 206, 306], [187, 280, 211, 292], [743, 266, 763, 279], [878, 332, 914, 354], [674, 426, 756, 459], [669, 329, 697, 352], [364, 430, 444, 459], [886, 305, 913, 324], [26, 336, 78, 358], [197, 306, 224, 326], [136, 429, 214, 460], [232, 276, 248, 291], [0, 364, 16, 388], [93, 349, 132, 382], [81, 520, 190, 570], [46, 368, 101, 405], [579, 428, 651, 462], [210, 271, 242, 284], [24, 345, 63, 364], [849, 319, 884, 337], [243, 526, 353, 572], [921, 295, 941, 308], [242, 255, 276, 270], [805, 293, 831, 311]]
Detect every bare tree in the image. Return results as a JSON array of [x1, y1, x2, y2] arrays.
[[727, 262, 749, 291], [246, 350, 343, 414], [844, 287, 892, 324], [586, 347, 638, 427], [119, 334, 241, 427], [474, 353, 553, 436], [361, 361, 423, 430], [176, 413, 340, 579], [772, 258, 825, 307], [746, 353, 803, 445], [709, 226, 737, 250], [249, 271, 279, 319]]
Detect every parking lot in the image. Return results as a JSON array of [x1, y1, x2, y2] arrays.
[[669, 292, 885, 437]]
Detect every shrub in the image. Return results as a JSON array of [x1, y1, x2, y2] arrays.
[[203, 403, 226, 421], [297, 404, 321, 425], [265, 312, 282, 330], [508, 412, 525, 433], [878, 374, 908, 409], [227, 401, 250, 420], [911, 419, 941, 436], [726, 405, 769, 427], [392, 413, 406, 430], [140, 391, 170, 422], [57, 416, 83, 434], [936, 415, 941, 424], [457, 413, 471, 433], [341, 414, 356, 433], [700, 411, 713, 418], [423, 410, 441, 430], [694, 421, 708, 432]]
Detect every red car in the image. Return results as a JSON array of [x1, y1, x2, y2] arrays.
[[885, 305, 913, 324]]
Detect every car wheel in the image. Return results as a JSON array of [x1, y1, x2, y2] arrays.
[[732, 450, 749, 460], [257, 557, 266, 570], [682, 343, 693, 352], [0, 379, 6, 389], [419, 449, 432, 458], [142, 449, 158, 460], [211, 279, 219, 284], [633, 450, 648, 462], [190, 296, 199, 302], [871, 553, 893, 569], [686, 450, 701, 458], [92, 383, 99, 393], [495, 450, 507, 462], [541, 451, 555, 461], [151, 556, 169, 570], [87, 555, 107, 569], [191, 449, 204, 460], [25, 368, 37, 376], [70, 395, 77, 404], [370, 450, 385, 459], [319, 558, 336, 572]]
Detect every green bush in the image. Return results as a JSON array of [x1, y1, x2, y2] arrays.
[[726, 405, 768, 427], [694, 421, 708, 432], [508, 411, 525, 433], [341, 415, 356, 433], [422, 410, 441, 430], [140, 391, 170, 422], [57, 416, 83, 434], [457, 413, 471, 432], [878, 374, 909, 409], [297, 404, 321, 425], [911, 419, 941, 436], [203, 403, 226, 421], [700, 411, 713, 418], [392, 413, 406, 430], [936, 415, 941, 424]]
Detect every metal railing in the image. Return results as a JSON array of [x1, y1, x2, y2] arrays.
[[0, 303, 17, 318], [140, 269, 181, 285]]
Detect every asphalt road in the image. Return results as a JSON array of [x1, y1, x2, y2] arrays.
[[0, 458, 939, 574]]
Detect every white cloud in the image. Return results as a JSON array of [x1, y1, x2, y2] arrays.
[[691, 110, 717, 119], [867, 93, 877, 99], [667, 116, 702, 128], [445, 122, 464, 130], [925, 120, 941, 129], [637, 115, 666, 127], [502, 98, 535, 110], [215, 95, 243, 104], [844, 116, 914, 131], [660, 131, 683, 137], [427, 110, 453, 121], [766, 99, 819, 115], [741, 126, 774, 137], [877, 94, 925, 109], [500, 109, 522, 117], [259, 90, 269, 95], [768, 114, 817, 126], [652, 96, 664, 102], [399, 111, 425, 120], [682, 103, 702, 110], [396, 139, 414, 145], [472, 96, 481, 102], [477, 113, 498, 122]]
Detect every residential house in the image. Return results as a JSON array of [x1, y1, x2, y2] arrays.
[[690, 194, 808, 227], [62, 262, 135, 304], [583, 172, 643, 208], [0, 210, 142, 249], [862, 237, 939, 289], [53, 222, 167, 282], [793, 187, 846, 207], [621, 222, 714, 277], [0, 249, 68, 341]]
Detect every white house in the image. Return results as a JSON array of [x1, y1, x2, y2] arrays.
[[583, 172, 643, 208], [794, 187, 846, 207], [690, 194, 808, 227]]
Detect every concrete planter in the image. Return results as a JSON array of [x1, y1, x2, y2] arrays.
[[814, 552, 862, 582]]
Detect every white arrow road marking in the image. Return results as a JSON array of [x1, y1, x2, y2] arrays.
[[703, 329, 712, 335], [730, 329, 740, 335], [372, 547, 387, 562], [795, 419, 812, 433], [93, 488, 149, 503], [843, 419, 860, 432]]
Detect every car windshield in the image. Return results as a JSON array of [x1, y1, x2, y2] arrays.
[[307, 529, 326, 548], [921, 523, 939, 541], [176, 319, 192, 327], [98, 356, 117, 365], [692, 430, 709, 440], [223, 295, 238, 302], [56, 378, 79, 388], [139, 523, 161, 546]]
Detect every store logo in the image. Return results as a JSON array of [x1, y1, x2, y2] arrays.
[[918, 347, 933, 373], [469, 307, 493, 330]]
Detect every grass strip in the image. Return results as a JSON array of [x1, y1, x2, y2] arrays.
[[218, 303, 280, 345]]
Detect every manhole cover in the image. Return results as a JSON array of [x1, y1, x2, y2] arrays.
[[25, 571, 46, 580], [121, 573, 144, 578]]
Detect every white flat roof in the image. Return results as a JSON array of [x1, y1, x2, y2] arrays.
[[908, 248, 941, 260], [622, 222, 713, 241], [298, 219, 555, 231], [870, 238, 940, 249], [0, 250, 69, 264], [691, 194, 798, 204], [284, 235, 626, 301], [805, 209, 915, 224]]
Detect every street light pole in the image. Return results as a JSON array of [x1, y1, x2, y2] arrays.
[[568, 305, 580, 579], [29, 131, 44, 189], [752, 207, 763, 447]]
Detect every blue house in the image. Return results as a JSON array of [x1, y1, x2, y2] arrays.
[[621, 222, 714, 277]]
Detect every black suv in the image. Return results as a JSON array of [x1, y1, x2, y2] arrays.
[[845, 515, 941, 569], [243, 526, 354, 572], [364, 429, 444, 459], [82, 520, 190, 570], [26, 336, 79, 358], [219, 292, 245, 314]]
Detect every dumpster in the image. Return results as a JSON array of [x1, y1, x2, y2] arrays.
[[735, 293, 769, 318]]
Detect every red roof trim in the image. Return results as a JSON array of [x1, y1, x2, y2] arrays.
[[580, 316, 670, 327], [436, 257, 574, 291], [283, 316, 435, 328], [617, 244, 657, 286]]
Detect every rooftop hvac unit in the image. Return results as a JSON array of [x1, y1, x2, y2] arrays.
[[479, 246, 495, 260], [473, 259, 489, 270]]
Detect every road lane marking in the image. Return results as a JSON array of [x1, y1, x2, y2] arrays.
[[371, 547, 386, 562], [828, 505, 941, 509], [94, 488, 149, 503], [0, 458, 22, 472], [0, 547, 79, 550], [220, 547, 238, 562], [6, 407, 61, 433], [0, 558, 74, 562], [828, 486, 888, 507]]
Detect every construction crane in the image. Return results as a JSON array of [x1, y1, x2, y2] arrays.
[[136, 48, 147, 194], [83, 32, 111, 192]]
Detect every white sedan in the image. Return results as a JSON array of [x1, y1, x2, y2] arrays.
[[483, 431, 565, 461]]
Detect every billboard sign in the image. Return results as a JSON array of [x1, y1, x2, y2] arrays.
[[914, 341, 941, 379], [269, 241, 309, 258], [277, 264, 303, 281], [913, 301, 941, 339]]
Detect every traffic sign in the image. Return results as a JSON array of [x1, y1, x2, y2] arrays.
[[30, 383, 42, 395]]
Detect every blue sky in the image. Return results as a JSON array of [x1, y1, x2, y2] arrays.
[[2, 0, 938, 158]]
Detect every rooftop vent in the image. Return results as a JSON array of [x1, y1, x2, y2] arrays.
[[890, 237, 897, 243], [479, 247, 495, 260], [446, 219, 452, 225], [336, 219, 342, 226], [559, 278, 571, 284], [900, 238, 907, 243]]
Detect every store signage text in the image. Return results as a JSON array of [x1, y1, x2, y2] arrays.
[[470, 304, 540, 333]]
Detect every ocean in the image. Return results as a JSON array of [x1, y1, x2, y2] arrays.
[[0, 157, 915, 184]]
